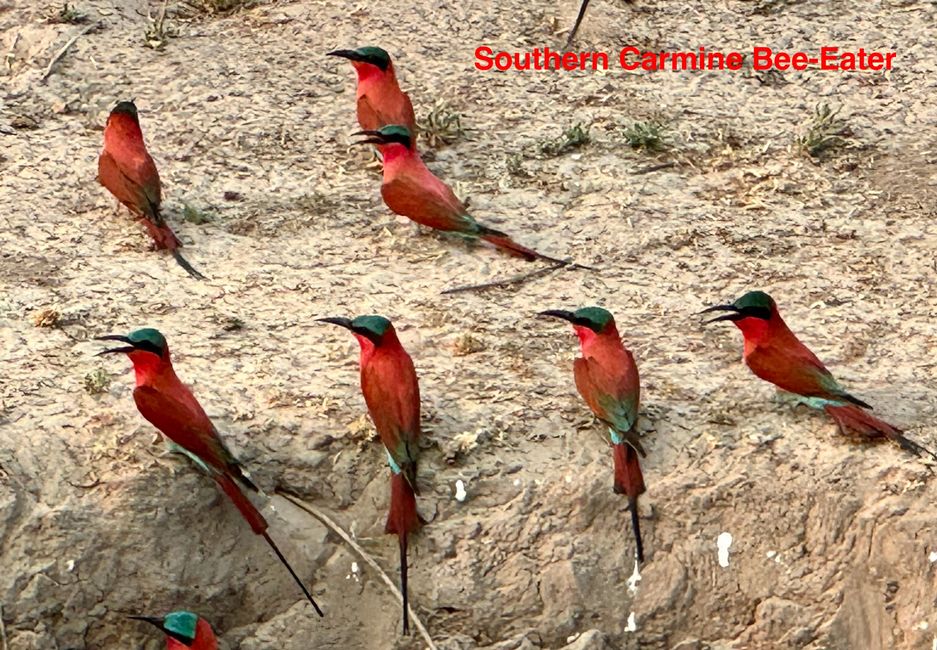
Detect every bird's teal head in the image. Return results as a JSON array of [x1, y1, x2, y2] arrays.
[[327, 46, 392, 71], [129, 610, 198, 646], [701, 290, 777, 324], [318, 314, 397, 346], [539, 306, 617, 333], [96, 327, 169, 359], [111, 99, 138, 118], [352, 124, 412, 151]]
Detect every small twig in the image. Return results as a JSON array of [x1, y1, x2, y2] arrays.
[[41, 23, 95, 82], [632, 161, 675, 175], [0, 602, 8, 650], [441, 262, 565, 295], [277, 491, 438, 649]]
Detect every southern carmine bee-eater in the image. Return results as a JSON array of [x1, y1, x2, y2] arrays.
[[354, 125, 586, 267], [327, 46, 418, 149], [97, 100, 204, 279], [702, 290, 936, 460], [540, 307, 647, 562], [130, 611, 217, 650], [318, 315, 422, 635], [96, 328, 324, 616]]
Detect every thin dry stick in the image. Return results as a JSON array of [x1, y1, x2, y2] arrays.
[[277, 491, 438, 650], [632, 161, 676, 175], [41, 23, 95, 82], [441, 262, 565, 295]]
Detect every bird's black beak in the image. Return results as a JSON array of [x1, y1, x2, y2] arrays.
[[327, 49, 359, 61], [95, 334, 135, 355], [351, 129, 385, 146], [127, 615, 164, 631], [317, 317, 354, 330], [699, 304, 741, 324], [538, 309, 578, 323]]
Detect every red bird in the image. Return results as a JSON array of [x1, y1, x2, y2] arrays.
[[97, 100, 204, 279], [97, 328, 324, 616], [130, 611, 217, 650], [355, 125, 585, 266], [541, 307, 646, 561], [703, 290, 936, 460], [319, 315, 422, 635], [327, 46, 418, 149]]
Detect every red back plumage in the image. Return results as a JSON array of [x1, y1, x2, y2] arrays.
[[359, 329, 421, 484], [99, 110, 162, 218], [355, 62, 417, 143]]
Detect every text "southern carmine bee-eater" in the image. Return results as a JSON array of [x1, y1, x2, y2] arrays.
[[702, 290, 936, 460], [319, 315, 423, 635], [327, 46, 418, 149], [130, 611, 216, 650], [540, 307, 647, 562], [354, 125, 586, 267], [97, 100, 204, 279], [97, 329, 324, 616]]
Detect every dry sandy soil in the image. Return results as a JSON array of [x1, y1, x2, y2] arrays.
[[2, 0, 937, 648]]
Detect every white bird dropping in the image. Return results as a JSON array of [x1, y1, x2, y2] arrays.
[[625, 611, 637, 632], [455, 479, 467, 502], [717, 532, 733, 568], [627, 558, 642, 595]]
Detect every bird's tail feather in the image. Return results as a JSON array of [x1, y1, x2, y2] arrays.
[[478, 226, 593, 269], [171, 248, 206, 280], [628, 495, 644, 563], [216, 475, 324, 616], [386, 472, 421, 635], [824, 404, 937, 461], [140, 216, 181, 251], [398, 530, 410, 635], [565, 0, 592, 48], [216, 474, 268, 534], [261, 531, 325, 617], [138, 216, 205, 279], [612, 442, 646, 562]]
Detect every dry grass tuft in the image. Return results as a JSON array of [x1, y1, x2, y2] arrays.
[[83, 369, 111, 395], [797, 103, 850, 159], [451, 333, 485, 356], [418, 100, 465, 147], [537, 122, 591, 157], [143, 3, 172, 50], [622, 120, 668, 151], [48, 3, 89, 24], [184, 0, 257, 14]]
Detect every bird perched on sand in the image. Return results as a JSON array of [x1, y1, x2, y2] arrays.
[[97, 100, 204, 279], [354, 125, 585, 267], [318, 315, 422, 634], [130, 611, 217, 650], [540, 307, 647, 561], [97, 328, 323, 616], [702, 290, 936, 460], [328, 46, 418, 149]]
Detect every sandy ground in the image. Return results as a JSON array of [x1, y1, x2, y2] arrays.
[[2, 0, 937, 648]]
